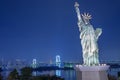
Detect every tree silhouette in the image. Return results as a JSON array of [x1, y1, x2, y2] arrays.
[[20, 67, 32, 80], [7, 69, 19, 80], [0, 73, 2, 80]]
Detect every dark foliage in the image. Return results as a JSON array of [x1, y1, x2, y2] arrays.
[[0, 73, 2, 80], [20, 67, 32, 80], [108, 74, 117, 80], [7, 69, 19, 80], [118, 71, 120, 77]]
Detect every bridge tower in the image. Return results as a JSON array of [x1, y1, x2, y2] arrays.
[[56, 55, 61, 67], [56, 55, 61, 76], [32, 59, 37, 68]]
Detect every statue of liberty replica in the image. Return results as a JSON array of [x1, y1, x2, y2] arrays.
[[75, 2, 102, 66], [74, 2, 109, 80]]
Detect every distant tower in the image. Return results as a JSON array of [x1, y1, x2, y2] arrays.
[[50, 59, 52, 65], [56, 55, 61, 67], [32, 59, 37, 68]]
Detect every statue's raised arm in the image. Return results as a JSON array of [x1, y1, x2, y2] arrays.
[[74, 2, 82, 22], [74, 2, 84, 31]]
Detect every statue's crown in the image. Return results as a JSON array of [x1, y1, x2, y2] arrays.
[[82, 13, 92, 20], [82, 13, 92, 24]]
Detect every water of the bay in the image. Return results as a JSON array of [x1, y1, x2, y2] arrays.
[[32, 70, 76, 80], [1, 69, 119, 80]]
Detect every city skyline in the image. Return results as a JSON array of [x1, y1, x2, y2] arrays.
[[0, 0, 120, 62]]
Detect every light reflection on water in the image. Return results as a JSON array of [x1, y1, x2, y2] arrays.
[[32, 70, 76, 80], [56, 70, 61, 76], [62, 70, 76, 80]]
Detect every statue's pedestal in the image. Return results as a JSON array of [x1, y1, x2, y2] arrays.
[[75, 65, 109, 80]]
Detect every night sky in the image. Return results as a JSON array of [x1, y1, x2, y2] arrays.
[[0, 0, 120, 63]]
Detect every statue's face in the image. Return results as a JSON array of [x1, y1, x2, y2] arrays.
[[83, 19, 90, 25], [84, 20, 88, 24]]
